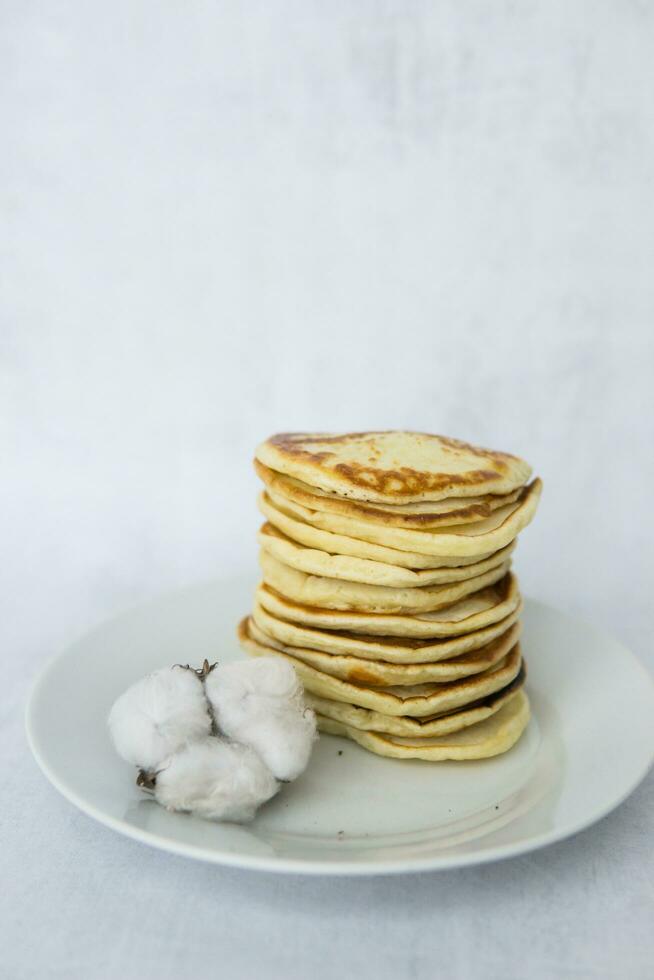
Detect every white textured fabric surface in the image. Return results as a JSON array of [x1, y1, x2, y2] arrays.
[[2, 2, 653, 978]]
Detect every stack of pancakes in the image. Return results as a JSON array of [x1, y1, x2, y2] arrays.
[[238, 431, 542, 762]]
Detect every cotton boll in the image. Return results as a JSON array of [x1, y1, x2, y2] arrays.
[[108, 667, 212, 772], [205, 657, 317, 781], [154, 739, 279, 822]]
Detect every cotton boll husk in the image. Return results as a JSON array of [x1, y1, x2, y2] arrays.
[[154, 739, 279, 822], [108, 667, 212, 772], [205, 657, 317, 782]]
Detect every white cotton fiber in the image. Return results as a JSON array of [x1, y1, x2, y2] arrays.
[[205, 657, 317, 782], [108, 667, 212, 772], [154, 739, 279, 822]]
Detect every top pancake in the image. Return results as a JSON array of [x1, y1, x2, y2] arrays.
[[255, 431, 532, 504], [255, 460, 522, 529]]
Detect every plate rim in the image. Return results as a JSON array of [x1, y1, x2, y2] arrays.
[[25, 596, 654, 876]]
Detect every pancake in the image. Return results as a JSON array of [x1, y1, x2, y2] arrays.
[[265, 479, 542, 558], [244, 430, 539, 764], [238, 616, 523, 717], [251, 597, 523, 663], [316, 690, 530, 760], [255, 431, 532, 504], [258, 523, 516, 589], [259, 549, 512, 615], [255, 459, 522, 529], [259, 492, 506, 569], [255, 572, 520, 637], [247, 615, 522, 685], [305, 667, 526, 736]]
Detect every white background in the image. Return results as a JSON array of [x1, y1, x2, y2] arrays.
[[2, 3, 653, 978]]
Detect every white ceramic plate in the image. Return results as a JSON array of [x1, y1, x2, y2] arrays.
[[26, 575, 653, 876]]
